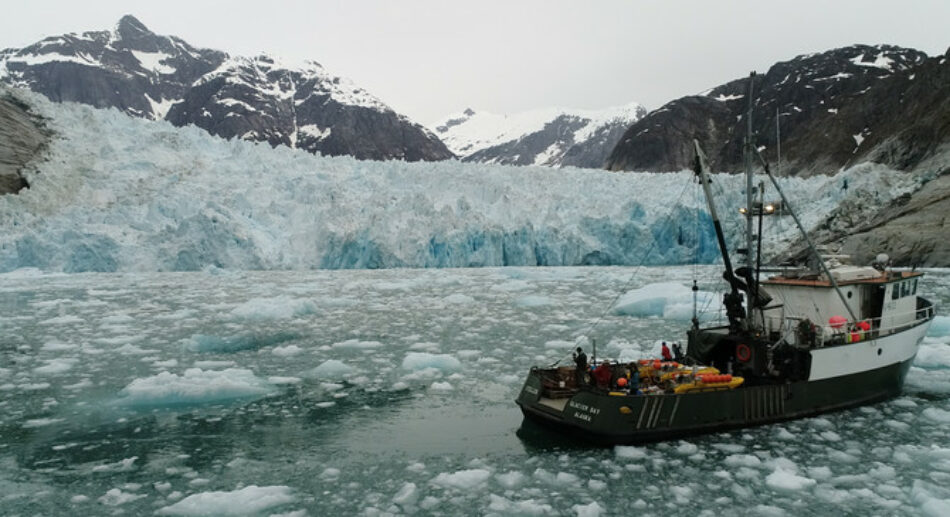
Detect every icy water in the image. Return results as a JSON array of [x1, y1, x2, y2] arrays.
[[1, 266, 949, 516]]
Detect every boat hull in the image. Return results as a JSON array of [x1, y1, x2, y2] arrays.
[[516, 351, 917, 446]]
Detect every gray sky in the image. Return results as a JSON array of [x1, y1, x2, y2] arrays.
[[3, 1, 948, 125]]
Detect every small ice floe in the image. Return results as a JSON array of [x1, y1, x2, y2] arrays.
[[614, 446, 648, 460], [271, 345, 302, 357], [99, 488, 146, 506], [22, 417, 65, 428], [229, 296, 317, 321], [488, 494, 554, 515], [116, 368, 273, 407], [443, 293, 474, 304], [430, 468, 491, 490], [572, 501, 606, 517], [155, 485, 295, 515], [92, 456, 138, 473], [309, 359, 353, 380], [514, 295, 553, 308], [926, 315, 950, 337], [613, 282, 718, 320], [331, 339, 382, 350], [181, 333, 297, 353], [401, 353, 461, 373], [33, 358, 78, 374]]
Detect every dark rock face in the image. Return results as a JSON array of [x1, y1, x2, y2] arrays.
[[0, 88, 49, 195], [606, 45, 936, 176], [0, 15, 452, 162]]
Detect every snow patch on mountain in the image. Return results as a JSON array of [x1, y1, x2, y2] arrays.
[[433, 102, 645, 158]]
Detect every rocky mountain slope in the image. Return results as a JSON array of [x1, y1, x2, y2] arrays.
[[432, 103, 646, 168], [606, 44, 943, 176], [0, 88, 48, 194], [0, 15, 452, 162]]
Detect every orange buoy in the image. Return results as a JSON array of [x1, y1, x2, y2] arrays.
[[617, 377, 628, 387]]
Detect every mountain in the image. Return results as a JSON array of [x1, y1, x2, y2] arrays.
[[0, 15, 453, 162], [0, 89, 49, 194], [431, 103, 646, 168], [606, 44, 946, 176]]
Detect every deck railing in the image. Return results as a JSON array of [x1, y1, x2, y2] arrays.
[[764, 298, 935, 348]]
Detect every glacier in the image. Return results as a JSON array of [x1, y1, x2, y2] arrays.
[[0, 90, 921, 273]]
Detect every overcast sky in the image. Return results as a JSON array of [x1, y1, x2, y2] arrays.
[[3, 1, 948, 125]]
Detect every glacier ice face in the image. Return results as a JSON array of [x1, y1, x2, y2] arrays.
[[0, 90, 921, 272]]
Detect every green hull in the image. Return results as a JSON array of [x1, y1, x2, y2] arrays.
[[515, 358, 914, 445]]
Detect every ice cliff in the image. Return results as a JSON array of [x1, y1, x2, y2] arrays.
[[0, 90, 919, 272]]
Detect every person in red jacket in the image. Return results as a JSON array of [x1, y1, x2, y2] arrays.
[[661, 341, 673, 361], [593, 360, 612, 388]]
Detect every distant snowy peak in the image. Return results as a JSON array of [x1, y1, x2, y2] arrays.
[[0, 15, 452, 162], [431, 102, 646, 168]]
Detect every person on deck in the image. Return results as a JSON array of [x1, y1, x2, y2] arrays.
[[672, 343, 684, 362], [593, 360, 612, 389], [573, 347, 588, 386], [661, 341, 673, 362]]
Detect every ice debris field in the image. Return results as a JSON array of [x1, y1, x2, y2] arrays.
[[0, 90, 922, 273], [2, 265, 950, 516]]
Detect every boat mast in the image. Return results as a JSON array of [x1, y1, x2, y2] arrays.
[[743, 73, 757, 321], [692, 141, 746, 331]]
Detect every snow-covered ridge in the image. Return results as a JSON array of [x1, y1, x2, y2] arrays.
[[0, 15, 450, 161], [0, 91, 920, 273], [431, 102, 646, 162]]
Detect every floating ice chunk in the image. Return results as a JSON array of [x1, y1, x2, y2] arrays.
[[430, 468, 491, 490], [402, 353, 461, 373], [724, 454, 762, 468], [40, 315, 84, 325], [332, 339, 383, 350], [588, 479, 606, 491], [927, 316, 950, 337], [572, 501, 605, 517], [41, 342, 78, 351], [71, 495, 89, 503], [675, 441, 699, 455], [443, 293, 475, 304], [99, 488, 146, 506], [766, 467, 816, 491], [182, 333, 297, 353], [310, 360, 353, 380], [515, 295, 553, 307], [915, 343, 950, 368], [556, 472, 580, 485], [615, 446, 647, 460], [117, 369, 273, 407], [392, 482, 418, 506], [22, 417, 65, 428], [430, 381, 454, 391], [807, 466, 832, 480], [544, 339, 575, 350], [156, 485, 295, 515], [489, 494, 554, 515], [752, 505, 787, 516], [267, 376, 302, 385], [495, 471, 525, 489], [923, 408, 950, 423], [229, 296, 317, 321], [34, 358, 78, 374], [613, 282, 718, 320], [271, 345, 302, 357]]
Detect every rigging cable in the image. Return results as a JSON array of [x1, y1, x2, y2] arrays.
[[548, 175, 697, 367]]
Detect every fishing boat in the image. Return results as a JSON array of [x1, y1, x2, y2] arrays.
[[515, 74, 936, 445]]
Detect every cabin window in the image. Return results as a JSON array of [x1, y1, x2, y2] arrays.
[[891, 283, 900, 300], [902, 281, 911, 297], [846, 290, 853, 299], [912, 278, 918, 295]]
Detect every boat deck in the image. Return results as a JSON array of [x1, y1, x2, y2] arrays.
[[538, 397, 570, 412]]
